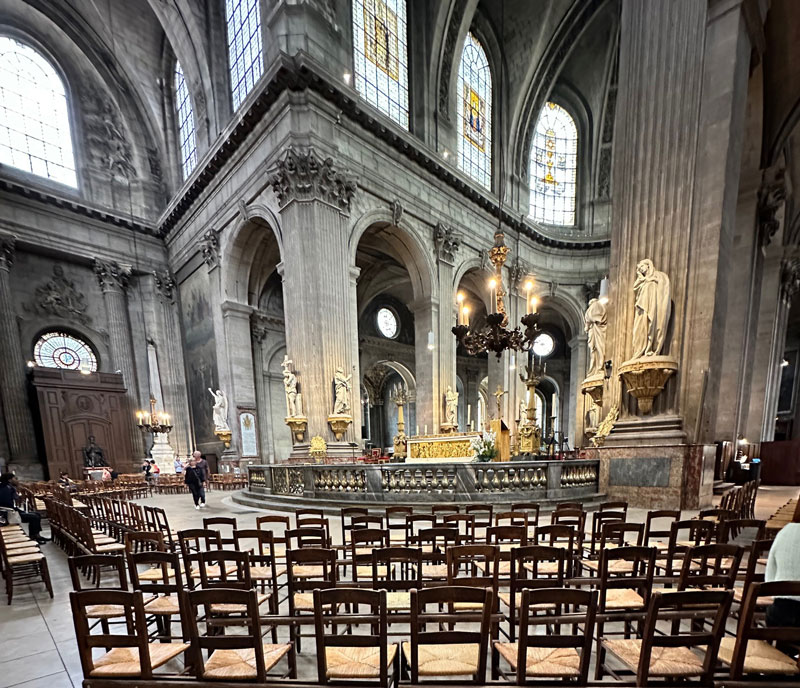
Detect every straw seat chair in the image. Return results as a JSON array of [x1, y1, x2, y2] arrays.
[[202, 516, 238, 548], [464, 505, 493, 541], [351, 528, 390, 580], [404, 586, 493, 684], [341, 507, 370, 548], [70, 589, 188, 678], [127, 550, 185, 640], [256, 514, 290, 559], [732, 539, 773, 607], [313, 588, 399, 687], [68, 554, 128, 625], [1, 527, 53, 603], [643, 509, 680, 551], [447, 544, 499, 611], [417, 527, 461, 579], [234, 528, 286, 585], [494, 588, 597, 686], [405, 514, 436, 548], [655, 519, 716, 577], [598, 589, 732, 685], [184, 588, 295, 680], [194, 550, 270, 614], [581, 522, 644, 574], [585, 509, 626, 559], [479, 524, 527, 576], [178, 528, 224, 585], [432, 504, 460, 525], [287, 546, 337, 651], [718, 581, 800, 679], [531, 525, 577, 577], [372, 546, 422, 612], [443, 513, 476, 543], [384, 506, 412, 545]]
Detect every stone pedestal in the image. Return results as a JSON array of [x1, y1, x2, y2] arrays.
[[580, 373, 604, 407], [218, 446, 240, 472], [618, 357, 678, 414], [327, 414, 353, 441], [148, 432, 175, 464], [285, 416, 308, 443]]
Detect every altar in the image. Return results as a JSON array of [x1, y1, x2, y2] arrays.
[[405, 433, 480, 463]]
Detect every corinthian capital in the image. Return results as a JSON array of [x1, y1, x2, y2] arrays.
[[153, 269, 176, 303], [200, 229, 220, 269], [0, 233, 16, 272], [268, 147, 357, 211], [94, 259, 131, 293], [433, 223, 461, 265]]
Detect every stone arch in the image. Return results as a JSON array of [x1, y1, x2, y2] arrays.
[[536, 291, 584, 343], [375, 359, 417, 402], [349, 207, 436, 302]]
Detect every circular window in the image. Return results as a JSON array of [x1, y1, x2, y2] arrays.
[[376, 307, 399, 339], [34, 332, 97, 371], [531, 332, 555, 358]]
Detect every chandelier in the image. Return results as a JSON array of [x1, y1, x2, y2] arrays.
[[452, 232, 542, 357], [136, 396, 173, 435]]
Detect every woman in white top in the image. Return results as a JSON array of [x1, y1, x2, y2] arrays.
[[765, 522, 800, 627]]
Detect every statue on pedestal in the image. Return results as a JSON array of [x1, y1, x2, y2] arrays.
[[208, 388, 230, 432], [281, 356, 303, 417], [333, 367, 352, 415], [584, 298, 607, 376], [83, 436, 108, 467], [445, 386, 459, 426], [631, 258, 671, 358]]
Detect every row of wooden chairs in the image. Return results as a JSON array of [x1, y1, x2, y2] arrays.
[[0, 523, 53, 603], [207, 473, 248, 490]]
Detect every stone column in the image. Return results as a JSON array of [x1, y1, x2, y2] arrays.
[[268, 148, 361, 455], [251, 315, 273, 462], [569, 333, 588, 448], [0, 234, 38, 474], [434, 223, 461, 422], [410, 298, 440, 431], [94, 259, 144, 459], [152, 271, 192, 458]]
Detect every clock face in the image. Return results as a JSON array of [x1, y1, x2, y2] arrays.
[[376, 307, 399, 338], [532, 332, 555, 357]]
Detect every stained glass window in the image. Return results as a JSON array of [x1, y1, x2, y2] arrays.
[[529, 102, 578, 226], [457, 33, 492, 189], [0, 36, 76, 187], [34, 332, 97, 372], [174, 61, 197, 180], [225, 0, 263, 111], [352, 0, 409, 129]]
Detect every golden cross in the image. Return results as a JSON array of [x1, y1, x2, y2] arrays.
[[493, 385, 507, 418]]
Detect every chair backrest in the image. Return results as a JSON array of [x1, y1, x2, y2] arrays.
[[464, 504, 493, 529], [443, 513, 476, 542], [70, 590, 154, 678], [124, 530, 165, 553], [409, 586, 492, 684], [643, 509, 680, 546], [351, 514, 385, 533], [384, 506, 412, 541], [256, 515, 290, 546], [510, 502, 540, 527], [194, 549, 253, 590], [68, 554, 127, 591], [601, 521, 644, 548], [295, 508, 324, 527], [600, 500, 628, 515], [719, 518, 766, 544], [589, 510, 627, 555], [178, 528, 222, 583], [127, 550, 184, 601], [678, 543, 743, 591], [286, 526, 329, 549], [405, 514, 435, 546], [184, 588, 267, 681], [202, 516, 238, 547], [661, 519, 715, 576], [371, 546, 422, 591], [341, 507, 369, 546], [287, 547, 337, 606], [637, 590, 732, 686], [432, 505, 459, 524], [446, 544, 499, 593], [495, 511, 529, 528], [487, 524, 527, 549], [728, 581, 800, 679], [555, 502, 582, 511], [418, 527, 461, 565], [517, 588, 597, 686], [551, 507, 585, 534], [293, 518, 331, 545], [597, 546, 656, 611], [508, 545, 566, 613], [351, 528, 390, 580], [314, 588, 390, 687]]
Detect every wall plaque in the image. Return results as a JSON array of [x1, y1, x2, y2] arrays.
[[239, 411, 258, 458]]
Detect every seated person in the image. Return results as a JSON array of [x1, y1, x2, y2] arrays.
[[765, 521, 800, 627], [101, 466, 112, 482], [0, 473, 47, 543]]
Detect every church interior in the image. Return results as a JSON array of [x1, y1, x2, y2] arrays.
[[4, 0, 800, 686]]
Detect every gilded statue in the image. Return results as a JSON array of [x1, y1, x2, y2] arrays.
[[584, 298, 607, 376], [631, 259, 671, 358]]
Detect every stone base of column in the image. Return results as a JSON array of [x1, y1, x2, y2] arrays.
[[7, 462, 45, 481], [603, 415, 685, 446], [149, 433, 176, 465], [586, 443, 715, 510], [217, 446, 240, 472]]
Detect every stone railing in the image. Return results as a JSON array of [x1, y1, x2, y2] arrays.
[[245, 459, 599, 505]]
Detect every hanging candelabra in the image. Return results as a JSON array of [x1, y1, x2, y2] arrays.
[[136, 396, 173, 435]]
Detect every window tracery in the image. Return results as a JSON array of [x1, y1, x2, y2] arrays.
[[174, 61, 197, 179], [225, 0, 263, 111], [457, 32, 492, 189]]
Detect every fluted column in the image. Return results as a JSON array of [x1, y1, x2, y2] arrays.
[[251, 316, 274, 462], [94, 259, 143, 458], [568, 334, 588, 448], [434, 223, 461, 421], [268, 147, 361, 453], [0, 234, 37, 470], [410, 298, 440, 430]]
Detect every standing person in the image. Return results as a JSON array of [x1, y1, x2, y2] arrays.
[[173, 457, 184, 474], [141, 460, 152, 482], [765, 522, 800, 627], [184, 457, 205, 510], [193, 451, 209, 507], [0, 473, 47, 543], [150, 460, 160, 485]]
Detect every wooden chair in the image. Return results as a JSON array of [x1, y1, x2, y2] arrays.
[[502, 545, 566, 641], [600, 500, 629, 515], [202, 516, 238, 548], [351, 527, 390, 581], [495, 511, 530, 528], [446, 545, 500, 611], [68, 554, 128, 631], [287, 547, 337, 651], [385, 506, 412, 545], [233, 528, 285, 598], [533, 525, 577, 577], [655, 519, 715, 578], [443, 513, 476, 543], [256, 515, 290, 558], [314, 588, 399, 687], [432, 505, 460, 525], [554, 502, 582, 511], [676, 543, 743, 592], [732, 539, 772, 609], [464, 505, 493, 540], [718, 581, 800, 680], [296, 508, 325, 526], [405, 514, 435, 547], [719, 518, 766, 544], [643, 509, 680, 550], [585, 509, 626, 558], [341, 507, 370, 547], [127, 550, 184, 640], [184, 588, 294, 680], [598, 589, 732, 685], [494, 588, 597, 686], [405, 586, 493, 684], [177, 528, 223, 586], [417, 527, 461, 580], [0, 527, 53, 603], [294, 517, 332, 546], [124, 530, 165, 554], [287, 525, 330, 550], [70, 589, 188, 678], [371, 546, 422, 613], [510, 503, 540, 527]]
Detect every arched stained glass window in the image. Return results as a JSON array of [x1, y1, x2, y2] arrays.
[[352, 0, 409, 129], [529, 102, 578, 226], [0, 36, 76, 187], [225, 0, 263, 111], [34, 332, 97, 372], [457, 32, 492, 189], [174, 61, 197, 179]]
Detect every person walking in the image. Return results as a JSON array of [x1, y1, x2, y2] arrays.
[[184, 457, 206, 510], [193, 451, 209, 507], [0, 473, 47, 543]]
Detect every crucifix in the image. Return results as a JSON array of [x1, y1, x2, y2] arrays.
[[493, 385, 508, 419]]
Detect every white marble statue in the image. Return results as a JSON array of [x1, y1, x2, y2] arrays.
[[208, 388, 230, 432], [631, 258, 672, 358], [584, 297, 608, 376], [445, 386, 458, 426], [518, 398, 528, 423], [333, 366, 352, 415], [281, 355, 302, 417]]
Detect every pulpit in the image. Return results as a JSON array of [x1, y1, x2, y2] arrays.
[[489, 419, 511, 461]]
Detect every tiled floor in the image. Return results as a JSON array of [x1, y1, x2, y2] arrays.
[[1, 484, 797, 688]]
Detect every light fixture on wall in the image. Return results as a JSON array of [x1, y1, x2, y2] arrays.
[[604, 360, 613, 380], [26, 360, 35, 368], [136, 396, 173, 436]]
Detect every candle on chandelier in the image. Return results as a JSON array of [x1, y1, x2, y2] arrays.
[[525, 281, 534, 314], [530, 296, 538, 314], [488, 278, 497, 313], [462, 306, 470, 327], [136, 411, 143, 426], [456, 292, 465, 325], [467, 404, 472, 426]]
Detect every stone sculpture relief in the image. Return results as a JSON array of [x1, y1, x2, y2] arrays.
[[31, 265, 90, 324], [333, 366, 352, 415], [81, 87, 137, 180], [584, 298, 607, 376], [631, 258, 671, 358]]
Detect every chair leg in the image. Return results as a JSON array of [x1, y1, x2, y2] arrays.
[[41, 558, 54, 599]]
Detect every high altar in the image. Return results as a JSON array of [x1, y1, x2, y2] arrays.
[[405, 433, 480, 463]]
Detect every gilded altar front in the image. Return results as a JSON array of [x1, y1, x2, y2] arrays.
[[406, 433, 480, 463]]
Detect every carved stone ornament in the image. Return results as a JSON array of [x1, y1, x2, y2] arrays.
[[0, 233, 15, 271], [153, 270, 176, 303], [390, 199, 403, 226], [433, 223, 462, 264], [618, 356, 678, 415], [781, 258, 800, 304], [328, 414, 353, 441], [30, 265, 91, 324], [93, 259, 131, 293], [508, 258, 525, 293], [580, 373, 604, 408], [268, 148, 357, 211], [758, 164, 786, 247], [200, 229, 220, 269], [438, 0, 469, 118], [309, 435, 328, 460], [590, 405, 619, 448], [285, 417, 308, 444], [80, 86, 137, 180]]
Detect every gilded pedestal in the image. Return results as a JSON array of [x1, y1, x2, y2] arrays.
[[285, 416, 308, 443], [618, 356, 678, 414], [327, 414, 353, 441], [580, 372, 605, 407]]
